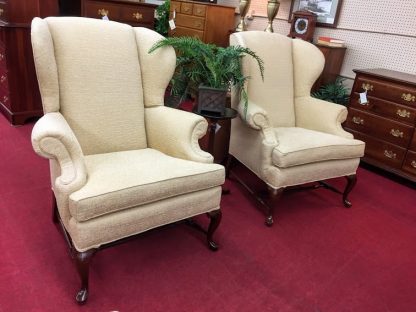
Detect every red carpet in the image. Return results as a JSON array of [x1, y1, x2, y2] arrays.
[[1, 115, 415, 312]]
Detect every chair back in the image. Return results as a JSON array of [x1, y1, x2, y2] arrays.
[[230, 31, 296, 127], [32, 17, 148, 155]]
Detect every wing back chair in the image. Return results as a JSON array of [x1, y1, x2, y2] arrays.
[[31, 17, 225, 304], [228, 31, 365, 226]]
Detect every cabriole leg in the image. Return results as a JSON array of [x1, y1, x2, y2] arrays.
[[343, 174, 357, 208], [266, 187, 283, 227], [74, 249, 96, 305], [207, 210, 222, 251]]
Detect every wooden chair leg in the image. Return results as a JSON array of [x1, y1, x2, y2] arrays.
[[207, 209, 222, 251], [225, 154, 235, 179], [343, 174, 357, 208], [52, 191, 59, 224], [266, 187, 283, 227], [74, 249, 96, 305]]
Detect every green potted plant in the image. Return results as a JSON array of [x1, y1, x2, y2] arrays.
[[312, 77, 350, 105], [154, 0, 170, 37], [148, 36, 264, 115]]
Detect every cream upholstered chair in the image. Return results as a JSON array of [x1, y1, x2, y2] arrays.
[[228, 31, 365, 226], [31, 17, 225, 304]]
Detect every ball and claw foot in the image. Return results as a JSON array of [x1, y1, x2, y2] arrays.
[[343, 198, 352, 208], [76, 288, 88, 305], [265, 215, 274, 227], [208, 240, 219, 251]]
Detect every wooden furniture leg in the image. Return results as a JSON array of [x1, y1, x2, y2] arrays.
[[266, 187, 283, 227], [207, 209, 222, 251], [343, 174, 357, 208], [74, 249, 97, 305]]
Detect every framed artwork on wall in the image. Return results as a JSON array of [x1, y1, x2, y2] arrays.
[[289, 0, 343, 28]]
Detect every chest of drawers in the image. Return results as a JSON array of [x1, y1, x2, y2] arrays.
[[81, 0, 157, 29], [344, 68, 416, 182], [169, 0, 235, 47], [0, 0, 59, 125]]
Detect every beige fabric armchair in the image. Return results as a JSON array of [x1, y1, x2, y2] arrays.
[[228, 31, 365, 226], [31, 17, 224, 304]]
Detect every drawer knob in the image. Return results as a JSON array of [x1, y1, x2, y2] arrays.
[[0, 75, 6, 83], [3, 95, 8, 103], [133, 12, 143, 20], [384, 150, 397, 159], [196, 8, 202, 14], [390, 129, 404, 138], [352, 116, 364, 125], [396, 109, 411, 118], [0, 8, 3, 17], [184, 7, 190, 12], [401, 93, 415, 102], [98, 8, 109, 17], [362, 83, 373, 92], [194, 21, 202, 27], [411, 161, 416, 168]]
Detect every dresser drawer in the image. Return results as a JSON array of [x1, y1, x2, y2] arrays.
[[350, 92, 416, 125], [346, 108, 413, 147], [0, 2, 8, 23], [181, 2, 193, 15], [119, 5, 155, 25], [193, 4, 206, 17], [170, 1, 181, 14], [83, 1, 120, 20], [171, 26, 204, 40], [175, 13, 205, 30], [354, 76, 416, 107], [350, 130, 406, 169], [402, 150, 416, 176]]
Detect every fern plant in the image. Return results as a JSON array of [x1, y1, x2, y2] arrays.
[[312, 77, 350, 105], [149, 36, 264, 113], [154, 0, 170, 36]]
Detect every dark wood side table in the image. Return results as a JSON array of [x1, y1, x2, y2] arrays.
[[313, 43, 346, 91], [193, 107, 238, 162]]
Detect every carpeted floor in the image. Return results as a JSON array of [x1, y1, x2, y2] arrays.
[[0, 116, 415, 312]]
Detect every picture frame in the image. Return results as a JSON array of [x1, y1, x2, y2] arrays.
[[289, 0, 343, 28]]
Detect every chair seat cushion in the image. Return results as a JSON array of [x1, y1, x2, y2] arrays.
[[69, 149, 224, 222], [272, 127, 365, 168]]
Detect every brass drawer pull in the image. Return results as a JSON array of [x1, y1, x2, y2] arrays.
[[183, 7, 190, 12], [133, 12, 143, 20], [411, 161, 416, 168], [194, 21, 202, 28], [352, 116, 364, 125], [3, 95, 8, 102], [0, 8, 3, 17], [196, 8, 203, 14], [401, 93, 415, 102], [362, 83, 373, 92], [98, 8, 109, 17], [0, 75, 6, 83], [396, 109, 410, 118], [384, 150, 397, 159], [390, 129, 404, 138]]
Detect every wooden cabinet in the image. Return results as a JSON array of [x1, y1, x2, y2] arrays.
[[0, 0, 59, 125], [344, 68, 416, 182], [169, 0, 235, 47], [81, 0, 157, 29], [313, 43, 346, 91]]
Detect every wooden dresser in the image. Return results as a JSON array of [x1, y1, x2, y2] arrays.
[[0, 0, 59, 125], [313, 43, 346, 91], [169, 0, 235, 47], [81, 0, 157, 29], [345, 68, 416, 182]]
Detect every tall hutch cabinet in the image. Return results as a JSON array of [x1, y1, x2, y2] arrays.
[[0, 0, 59, 125]]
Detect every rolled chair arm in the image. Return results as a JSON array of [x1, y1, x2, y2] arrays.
[[31, 112, 87, 193], [145, 106, 214, 163], [295, 96, 353, 139], [237, 100, 278, 145]]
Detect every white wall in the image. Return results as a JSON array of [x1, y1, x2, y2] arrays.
[[222, 0, 416, 81]]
